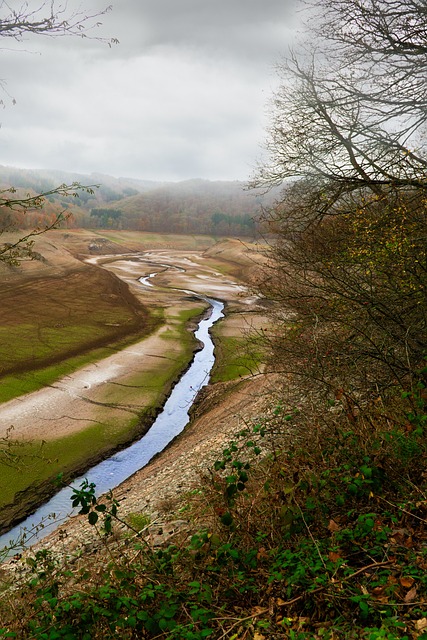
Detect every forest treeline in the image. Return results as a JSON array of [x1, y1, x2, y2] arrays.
[[0, 166, 275, 237]]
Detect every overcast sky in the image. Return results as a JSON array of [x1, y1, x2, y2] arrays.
[[0, 0, 301, 182]]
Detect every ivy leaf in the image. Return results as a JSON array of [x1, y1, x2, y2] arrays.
[[88, 511, 99, 526]]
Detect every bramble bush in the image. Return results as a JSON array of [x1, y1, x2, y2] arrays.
[[0, 380, 426, 638]]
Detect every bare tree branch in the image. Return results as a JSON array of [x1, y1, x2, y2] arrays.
[[0, 1, 118, 45]]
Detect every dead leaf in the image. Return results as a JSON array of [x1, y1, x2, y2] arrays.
[[400, 576, 415, 589], [405, 536, 414, 548], [328, 551, 342, 563], [415, 618, 427, 632], [328, 519, 340, 533], [391, 528, 408, 544], [253, 633, 266, 640], [297, 617, 310, 627], [257, 547, 269, 561], [404, 586, 417, 602]]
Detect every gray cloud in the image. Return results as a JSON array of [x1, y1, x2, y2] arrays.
[[0, 0, 301, 181], [104, 0, 298, 61]]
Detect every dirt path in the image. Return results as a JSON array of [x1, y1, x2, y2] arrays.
[[0, 250, 257, 442]]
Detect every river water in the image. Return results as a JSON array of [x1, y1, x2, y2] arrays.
[[0, 295, 224, 553]]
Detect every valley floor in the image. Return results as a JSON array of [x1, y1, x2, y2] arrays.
[[0, 229, 269, 537]]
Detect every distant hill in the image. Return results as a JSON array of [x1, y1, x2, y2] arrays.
[[0, 166, 277, 236], [92, 179, 276, 236]]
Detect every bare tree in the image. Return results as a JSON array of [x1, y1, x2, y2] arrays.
[[254, 0, 427, 395], [0, 1, 116, 263], [0, 1, 118, 44], [253, 0, 427, 199]]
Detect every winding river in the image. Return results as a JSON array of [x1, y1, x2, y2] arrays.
[[0, 286, 224, 553]]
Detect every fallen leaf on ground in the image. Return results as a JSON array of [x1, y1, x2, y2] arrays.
[[415, 618, 427, 632], [328, 519, 340, 532], [405, 586, 417, 602], [400, 576, 415, 589]]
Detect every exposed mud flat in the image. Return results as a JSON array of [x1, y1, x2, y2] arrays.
[[0, 231, 268, 535]]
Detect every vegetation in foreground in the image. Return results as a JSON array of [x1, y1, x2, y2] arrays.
[[0, 0, 426, 638], [0, 380, 426, 639]]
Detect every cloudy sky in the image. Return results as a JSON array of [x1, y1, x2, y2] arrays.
[[0, 0, 300, 182]]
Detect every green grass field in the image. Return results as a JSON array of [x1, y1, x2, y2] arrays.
[[210, 331, 264, 383]]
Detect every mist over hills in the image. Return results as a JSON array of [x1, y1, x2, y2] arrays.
[[0, 165, 277, 236]]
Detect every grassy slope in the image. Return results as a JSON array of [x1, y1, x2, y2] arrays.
[[0, 230, 219, 403], [0, 304, 206, 521], [0, 277, 153, 403]]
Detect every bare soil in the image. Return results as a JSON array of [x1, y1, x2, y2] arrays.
[[0, 238, 265, 441], [0, 230, 269, 534], [0, 265, 149, 377]]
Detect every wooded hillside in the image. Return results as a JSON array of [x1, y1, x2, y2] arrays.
[[0, 166, 275, 237]]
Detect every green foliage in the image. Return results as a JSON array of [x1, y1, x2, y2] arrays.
[[1, 390, 427, 638], [90, 208, 123, 229]]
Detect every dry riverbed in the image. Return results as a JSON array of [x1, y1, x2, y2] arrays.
[[0, 231, 269, 533], [0, 249, 261, 442]]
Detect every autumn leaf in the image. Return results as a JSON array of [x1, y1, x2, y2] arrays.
[[400, 576, 415, 589], [404, 536, 414, 548], [404, 586, 417, 602], [328, 519, 340, 532], [415, 618, 427, 632], [257, 547, 269, 561]]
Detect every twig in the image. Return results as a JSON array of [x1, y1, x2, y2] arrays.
[[297, 502, 328, 570], [405, 479, 427, 501], [377, 495, 427, 524], [339, 560, 393, 582], [216, 610, 269, 640]]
